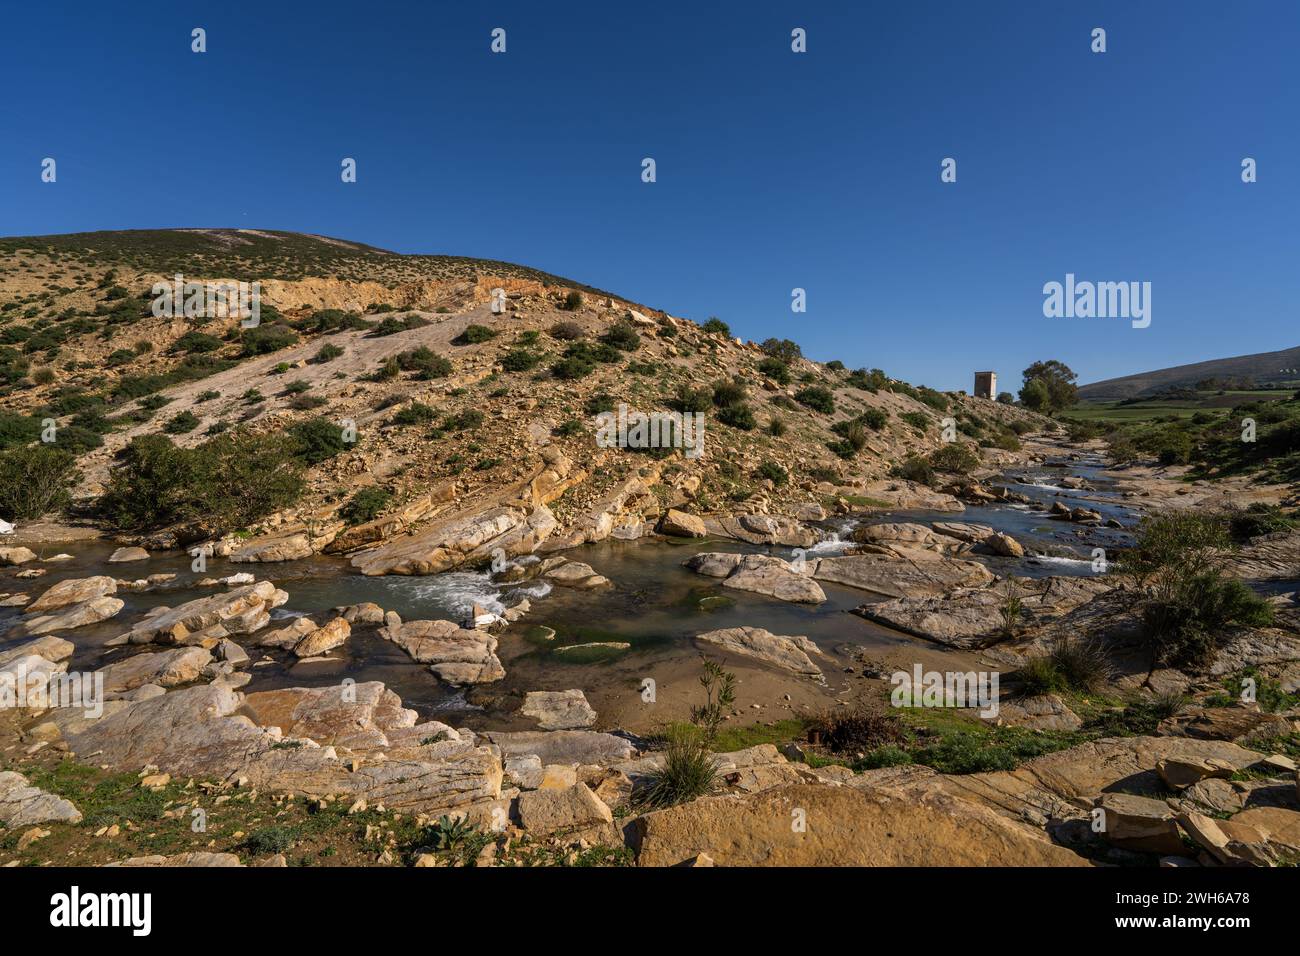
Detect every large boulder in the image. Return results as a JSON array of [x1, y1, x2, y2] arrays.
[[813, 553, 994, 599], [108, 547, 150, 563], [113, 582, 287, 645], [684, 553, 825, 604], [485, 730, 636, 766], [96, 647, 213, 696], [629, 783, 1089, 866], [696, 626, 825, 677], [0, 770, 83, 827], [292, 617, 351, 658], [230, 532, 317, 563], [0, 636, 74, 669], [25, 575, 117, 613], [11, 597, 124, 637], [658, 509, 706, 538], [704, 514, 818, 548], [378, 619, 505, 684], [0, 547, 38, 567], [351, 504, 557, 576], [520, 689, 597, 730]]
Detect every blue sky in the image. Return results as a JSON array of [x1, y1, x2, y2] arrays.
[[2, 1, 1297, 391]]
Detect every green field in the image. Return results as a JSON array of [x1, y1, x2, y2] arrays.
[[1068, 389, 1297, 424]]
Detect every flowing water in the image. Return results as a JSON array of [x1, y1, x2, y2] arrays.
[[1, 457, 1139, 725]]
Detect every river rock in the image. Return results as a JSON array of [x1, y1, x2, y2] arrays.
[[0, 636, 74, 669], [542, 561, 611, 589], [0, 547, 38, 566], [696, 626, 825, 677], [11, 597, 124, 637], [520, 689, 597, 730], [658, 509, 706, 538], [0, 770, 83, 827], [379, 619, 505, 684], [982, 532, 1025, 558], [230, 532, 315, 563], [114, 582, 287, 645], [630, 782, 1088, 867], [853, 576, 1110, 648], [25, 575, 118, 613], [96, 647, 213, 696], [257, 617, 318, 649], [108, 547, 150, 563], [814, 552, 994, 600], [853, 522, 959, 554], [351, 503, 557, 576], [338, 602, 386, 625], [684, 553, 825, 604], [293, 618, 351, 658], [705, 514, 818, 548], [1157, 756, 1237, 790]]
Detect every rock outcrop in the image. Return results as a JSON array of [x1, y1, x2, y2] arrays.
[[696, 626, 825, 677]]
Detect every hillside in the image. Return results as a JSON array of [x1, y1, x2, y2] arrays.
[[0, 228, 1047, 547], [1078, 344, 1300, 401]]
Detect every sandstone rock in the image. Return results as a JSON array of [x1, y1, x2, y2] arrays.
[[0, 770, 83, 827], [995, 694, 1082, 732], [105, 852, 242, 867], [1157, 705, 1286, 742], [1093, 792, 1183, 855], [630, 783, 1088, 867], [696, 626, 825, 677], [852, 576, 1109, 648], [1157, 756, 1236, 790], [230, 532, 315, 563], [0, 654, 67, 709], [0, 547, 38, 566], [516, 783, 614, 837], [658, 509, 707, 538], [520, 689, 597, 730], [853, 522, 958, 553], [257, 616, 319, 649], [0, 636, 73, 670], [379, 619, 504, 684], [216, 639, 249, 666], [25, 575, 117, 613], [97, 647, 213, 696], [705, 514, 818, 548], [12, 596, 124, 637], [486, 730, 636, 766], [293, 618, 351, 658], [1229, 807, 1300, 854], [542, 561, 610, 589], [351, 503, 557, 576], [108, 547, 150, 563], [983, 532, 1025, 558], [684, 553, 825, 604], [339, 602, 386, 625], [814, 552, 994, 599], [114, 582, 286, 645]]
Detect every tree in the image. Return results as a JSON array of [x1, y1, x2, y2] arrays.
[[1019, 377, 1051, 413], [1019, 360, 1078, 415]]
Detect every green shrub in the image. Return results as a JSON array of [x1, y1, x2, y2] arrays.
[[240, 323, 299, 357], [893, 455, 934, 485], [701, 317, 730, 336], [453, 324, 497, 345], [0, 444, 80, 519], [397, 347, 452, 379], [548, 321, 584, 341], [636, 725, 717, 809], [163, 410, 200, 434], [929, 443, 980, 474], [759, 338, 802, 363], [369, 314, 430, 337], [500, 348, 542, 372], [756, 460, 788, 485], [711, 379, 747, 407], [288, 417, 353, 465], [600, 320, 640, 352], [0, 411, 42, 450], [794, 386, 835, 414], [562, 290, 584, 311], [1226, 503, 1296, 541], [717, 402, 756, 430], [392, 402, 437, 426], [174, 331, 223, 354], [669, 384, 712, 414], [1046, 637, 1115, 692], [311, 343, 345, 364], [758, 357, 791, 384], [340, 487, 391, 525], [768, 416, 787, 437]]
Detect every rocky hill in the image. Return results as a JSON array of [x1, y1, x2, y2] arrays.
[[0, 229, 1046, 553], [1078, 344, 1300, 401]]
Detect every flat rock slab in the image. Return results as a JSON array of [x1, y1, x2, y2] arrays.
[[379, 619, 505, 684], [351, 504, 557, 576], [520, 689, 597, 729], [684, 553, 826, 604], [704, 514, 818, 548], [115, 582, 286, 645], [0, 770, 83, 827], [629, 782, 1089, 867], [292, 617, 351, 658], [813, 553, 994, 600], [516, 782, 613, 836], [108, 547, 150, 563], [0, 636, 74, 669], [485, 730, 637, 766], [26, 575, 117, 613], [97, 646, 213, 696], [12, 597, 124, 637], [696, 626, 824, 677], [853, 576, 1110, 648]]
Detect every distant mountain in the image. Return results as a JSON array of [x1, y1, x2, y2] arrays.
[[1078, 345, 1300, 401]]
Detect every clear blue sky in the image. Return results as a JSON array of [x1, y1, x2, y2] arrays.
[[2, 1, 1297, 391]]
